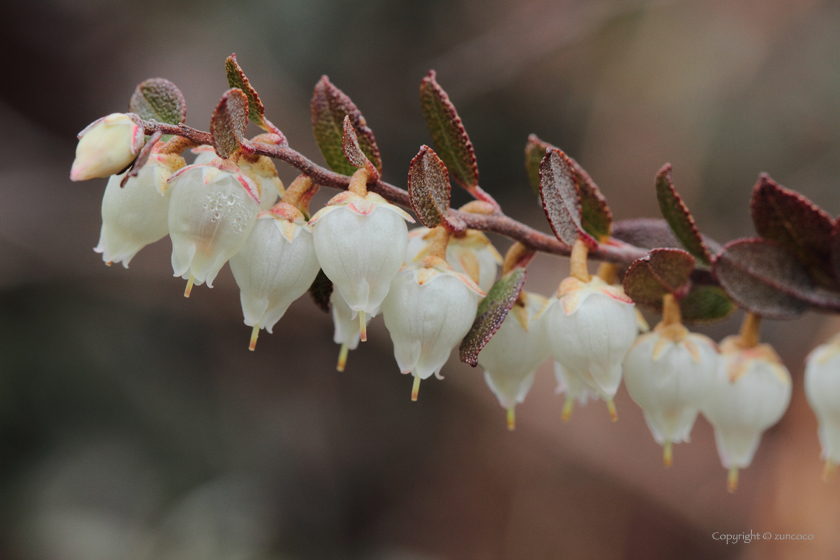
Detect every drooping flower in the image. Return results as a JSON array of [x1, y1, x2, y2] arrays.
[[541, 275, 637, 420], [702, 333, 791, 492], [330, 290, 373, 371], [623, 315, 718, 466], [191, 146, 283, 211], [405, 227, 502, 293], [228, 201, 320, 350], [478, 292, 550, 429], [310, 179, 413, 336], [94, 150, 186, 267], [166, 158, 260, 294], [382, 254, 483, 400], [804, 334, 840, 478], [71, 113, 146, 181]]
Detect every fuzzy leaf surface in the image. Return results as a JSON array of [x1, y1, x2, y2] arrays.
[[539, 148, 596, 248], [210, 89, 249, 158], [225, 54, 268, 128], [308, 270, 333, 313], [612, 218, 721, 254], [678, 285, 735, 324], [623, 248, 694, 305], [751, 174, 835, 287], [311, 76, 382, 176], [655, 164, 711, 266], [129, 78, 186, 125], [712, 238, 814, 319], [420, 70, 478, 191], [459, 268, 526, 367], [408, 146, 451, 228], [525, 135, 611, 240]]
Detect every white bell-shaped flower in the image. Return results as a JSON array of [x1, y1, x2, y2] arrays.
[[330, 290, 374, 372], [406, 227, 502, 293], [804, 334, 840, 476], [478, 292, 550, 429], [191, 147, 283, 211], [623, 321, 718, 466], [166, 158, 260, 293], [702, 336, 791, 491], [553, 361, 596, 421], [541, 276, 636, 420], [310, 189, 413, 332], [71, 113, 146, 181], [382, 256, 483, 400], [94, 151, 186, 267], [229, 202, 321, 350]]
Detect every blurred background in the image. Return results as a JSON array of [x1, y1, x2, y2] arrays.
[[2, 0, 840, 558]]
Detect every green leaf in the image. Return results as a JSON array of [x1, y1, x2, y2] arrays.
[[459, 268, 527, 367], [408, 145, 451, 229], [225, 54, 268, 129], [539, 148, 597, 249], [308, 270, 333, 313], [311, 76, 382, 176], [712, 238, 814, 319], [129, 78, 186, 125], [210, 88, 249, 158], [623, 248, 694, 305], [751, 173, 836, 287], [655, 164, 711, 266], [678, 285, 735, 324], [525, 135, 612, 241], [420, 70, 479, 191]]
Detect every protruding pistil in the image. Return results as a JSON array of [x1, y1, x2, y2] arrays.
[[337, 344, 349, 372], [249, 324, 260, 351], [507, 407, 516, 431], [607, 398, 618, 422], [411, 375, 421, 401], [663, 440, 673, 468], [359, 310, 367, 342], [184, 274, 195, 298], [728, 467, 739, 493]]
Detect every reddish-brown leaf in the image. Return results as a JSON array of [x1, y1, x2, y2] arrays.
[[655, 164, 711, 266], [623, 248, 695, 305], [408, 146, 451, 229], [525, 135, 612, 241], [420, 70, 479, 191], [751, 173, 835, 287], [210, 88, 249, 158], [311, 76, 382, 176], [712, 238, 814, 319], [539, 148, 597, 249]]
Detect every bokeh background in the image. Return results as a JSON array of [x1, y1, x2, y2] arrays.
[[2, 0, 840, 558]]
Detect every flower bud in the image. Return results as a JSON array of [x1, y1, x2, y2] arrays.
[[542, 276, 636, 418], [71, 114, 145, 181], [478, 292, 551, 428], [804, 334, 840, 472], [229, 203, 321, 349], [406, 227, 502, 293], [311, 190, 413, 321], [331, 290, 374, 371], [166, 159, 260, 289], [623, 323, 718, 464], [94, 151, 186, 267], [382, 257, 483, 400], [702, 338, 791, 489], [191, 147, 283, 211]]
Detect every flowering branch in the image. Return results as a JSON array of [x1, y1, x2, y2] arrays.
[[139, 119, 648, 265]]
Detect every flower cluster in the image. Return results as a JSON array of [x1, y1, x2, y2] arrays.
[[70, 58, 840, 493]]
